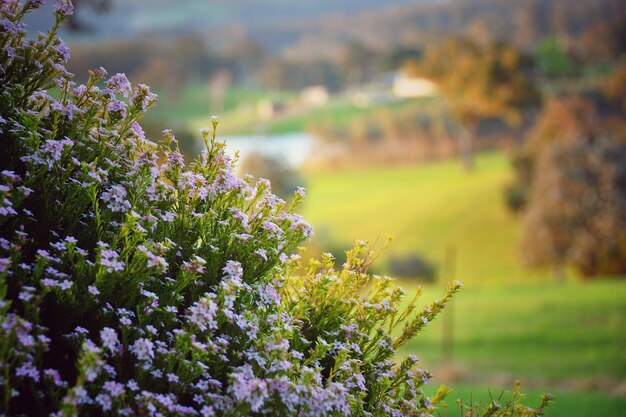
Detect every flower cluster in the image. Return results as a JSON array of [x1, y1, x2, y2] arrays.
[[0, 2, 550, 417]]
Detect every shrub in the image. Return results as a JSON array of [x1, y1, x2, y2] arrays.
[[0, 2, 549, 416], [386, 253, 436, 282]]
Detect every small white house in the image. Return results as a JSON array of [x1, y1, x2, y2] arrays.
[[300, 85, 330, 107], [392, 72, 438, 98]]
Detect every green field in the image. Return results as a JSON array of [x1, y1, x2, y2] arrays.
[[148, 83, 419, 136], [404, 280, 626, 381], [302, 151, 626, 416], [303, 152, 548, 284], [411, 280, 626, 416]]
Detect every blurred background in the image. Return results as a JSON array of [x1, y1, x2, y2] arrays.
[[29, 0, 626, 415]]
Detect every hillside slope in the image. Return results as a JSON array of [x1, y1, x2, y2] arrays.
[[303, 152, 548, 285]]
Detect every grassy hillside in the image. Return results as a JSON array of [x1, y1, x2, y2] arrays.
[[303, 151, 547, 285]]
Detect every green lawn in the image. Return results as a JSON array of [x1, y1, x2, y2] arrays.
[[303, 151, 547, 285]]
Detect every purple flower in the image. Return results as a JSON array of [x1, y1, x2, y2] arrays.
[[53, 0, 74, 16], [288, 214, 313, 238], [103, 381, 125, 397], [42, 278, 60, 287], [131, 337, 154, 361], [108, 100, 127, 118], [100, 249, 125, 273], [0, 258, 10, 273], [53, 38, 70, 62], [59, 280, 73, 290], [101, 184, 131, 213], [44, 369, 62, 386], [18, 287, 35, 302], [16, 361, 39, 382], [95, 393, 112, 411], [181, 255, 206, 274], [145, 251, 168, 273], [255, 249, 268, 261], [100, 327, 119, 354], [132, 84, 158, 111], [187, 295, 218, 332], [130, 121, 145, 140], [229, 364, 269, 412], [106, 73, 132, 98], [223, 260, 243, 281], [161, 211, 176, 222], [262, 221, 282, 238], [259, 284, 280, 306], [26, 0, 46, 8]]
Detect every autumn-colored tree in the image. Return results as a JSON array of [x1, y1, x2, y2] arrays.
[[525, 96, 599, 155], [409, 38, 539, 170], [505, 95, 623, 213], [607, 57, 626, 112], [520, 134, 626, 279]]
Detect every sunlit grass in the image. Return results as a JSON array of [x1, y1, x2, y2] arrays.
[[303, 151, 548, 285], [401, 280, 626, 381]]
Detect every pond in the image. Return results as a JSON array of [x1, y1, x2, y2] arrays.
[[218, 132, 315, 168], [196, 132, 316, 168]]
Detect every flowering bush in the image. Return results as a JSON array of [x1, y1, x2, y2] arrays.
[[0, 2, 551, 416]]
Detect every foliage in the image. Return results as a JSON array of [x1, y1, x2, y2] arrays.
[[506, 94, 626, 277], [606, 57, 626, 112], [69, 35, 214, 95], [505, 96, 598, 213], [414, 39, 538, 126], [520, 135, 626, 277], [408, 38, 539, 170], [386, 253, 436, 282], [535, 38, 577, 78]]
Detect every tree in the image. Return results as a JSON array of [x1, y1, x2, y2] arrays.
[[520, 134, 626, 279], [535, 37, 578, 78], [607, 57, 626, 112], [507, 97, 595, 211], [411, 38, 540, 170]]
